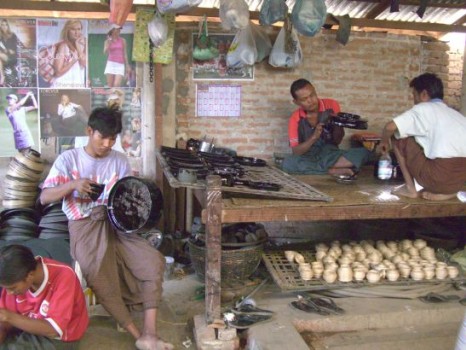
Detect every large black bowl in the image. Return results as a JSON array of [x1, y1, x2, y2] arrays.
[[107, 177, 163, 234]]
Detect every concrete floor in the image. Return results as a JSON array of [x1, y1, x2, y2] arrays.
[[78, 267, 465, 350], [75, 214, 466, 349], [246, 279, 465, 350], [78, 275, 205, 350]]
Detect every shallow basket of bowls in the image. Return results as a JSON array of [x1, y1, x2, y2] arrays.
[[187, 239, 263, 282], [107, 176, 163, 234]]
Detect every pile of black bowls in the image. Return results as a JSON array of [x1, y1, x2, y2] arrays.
[[0, 208, 40, 241], [38, 202, 70, 239]]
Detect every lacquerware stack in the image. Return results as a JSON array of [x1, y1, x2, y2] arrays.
[[285, 238, 460, 284], [2, 149, 45, 209], [0, 208, 40, 241], [38, 202, 70, 239]]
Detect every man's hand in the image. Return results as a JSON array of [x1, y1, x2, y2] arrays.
[[310, 124, 323, 142], [0, 320, 11, 345], [40, 178, 99, 205], [0, 310, 58, 339], [72, 178, 99, 197], [377, 140, 390, 154], [0, 309, 12, 323], [379, 121, 398, 154]]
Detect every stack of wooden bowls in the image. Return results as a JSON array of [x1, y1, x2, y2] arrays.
[[2, 149, 45, 209]]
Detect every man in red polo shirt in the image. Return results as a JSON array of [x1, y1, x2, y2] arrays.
[[283, 79, 370, 175], [0, 245, 88, 348]]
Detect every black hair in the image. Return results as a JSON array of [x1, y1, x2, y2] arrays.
[[290, 79, 312, 99], [0, 245, 37, 285], [409, 73, 444, 100], [88, 106, 123, 138]]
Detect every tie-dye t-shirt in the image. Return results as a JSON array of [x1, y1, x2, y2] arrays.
[[42, 147, 131, 220]]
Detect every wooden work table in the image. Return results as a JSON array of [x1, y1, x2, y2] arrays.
[[160, 158, 466, 323]]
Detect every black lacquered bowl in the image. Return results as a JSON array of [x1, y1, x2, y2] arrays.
[[107, 177, 163, 234]]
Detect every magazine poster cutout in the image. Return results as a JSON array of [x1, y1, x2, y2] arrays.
[[88, 20, 136, 88], [0, 18, 37, 88], [37, 18, 88, 88], [0, 88, 40, 157]]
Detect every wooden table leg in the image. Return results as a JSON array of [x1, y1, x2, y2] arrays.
[[186, 187, 193, 233], [205, 175, 222, 323]]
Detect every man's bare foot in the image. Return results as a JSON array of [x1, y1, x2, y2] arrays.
[[135, 335, 174, 350], [328, 167, 354, 177], [392, 184, 419, 199], [421, 191, 457, 201]]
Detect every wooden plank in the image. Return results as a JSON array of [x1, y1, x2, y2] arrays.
[[205, 175, 222, 323], [350, 18, 466, 33], [212, 203, 466, 223], [199, 168, 466, 223]]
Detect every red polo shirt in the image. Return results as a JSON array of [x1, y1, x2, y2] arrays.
[[288, 98, 341, 147], [0, 257, 89, 342]]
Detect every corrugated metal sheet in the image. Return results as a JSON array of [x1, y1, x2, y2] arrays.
[[200, 0, 466, 26], [380, 6, 466, 24], [50, 0, 466, 26]]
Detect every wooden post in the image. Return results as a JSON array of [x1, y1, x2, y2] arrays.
[[205, 175, 222, 323]]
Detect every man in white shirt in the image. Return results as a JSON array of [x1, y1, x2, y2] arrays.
[[379, 73, 466, 200]]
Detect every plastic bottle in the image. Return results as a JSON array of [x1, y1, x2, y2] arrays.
[[377, 152, 393, 180]]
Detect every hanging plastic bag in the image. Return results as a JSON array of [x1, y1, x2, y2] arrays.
[[250, 23, 272, 63], [291, 0, 327, 37], [269, 16, 302, 68], [148, 12, 168, 48], [219, 0, 250, 31], [259, 0, 288, 26], [156, 0, 202, 14], [193, 16, 219, 61], [226, 25, 257, 68]]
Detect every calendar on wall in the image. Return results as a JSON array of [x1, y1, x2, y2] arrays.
[[196, 84, 241, 117]]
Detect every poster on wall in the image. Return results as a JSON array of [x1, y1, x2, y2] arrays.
[[0, 18, 37, 88], [73, 87, 141, 157], [0, 88, 39, 157], [37, 18, 88, 88], [88, 20, 136, 88], [196, 84, 241, 117], [192, 33, 254, 81], [39, 88, 91, 138]]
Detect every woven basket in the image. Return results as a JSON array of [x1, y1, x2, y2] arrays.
[[188, 240, 263, 282]]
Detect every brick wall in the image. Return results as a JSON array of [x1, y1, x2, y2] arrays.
[[420, 36, 464, 109], [172, 24, 464, 160]]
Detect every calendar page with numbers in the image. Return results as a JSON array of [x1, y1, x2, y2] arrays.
[[196, 84, 241, 117]]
